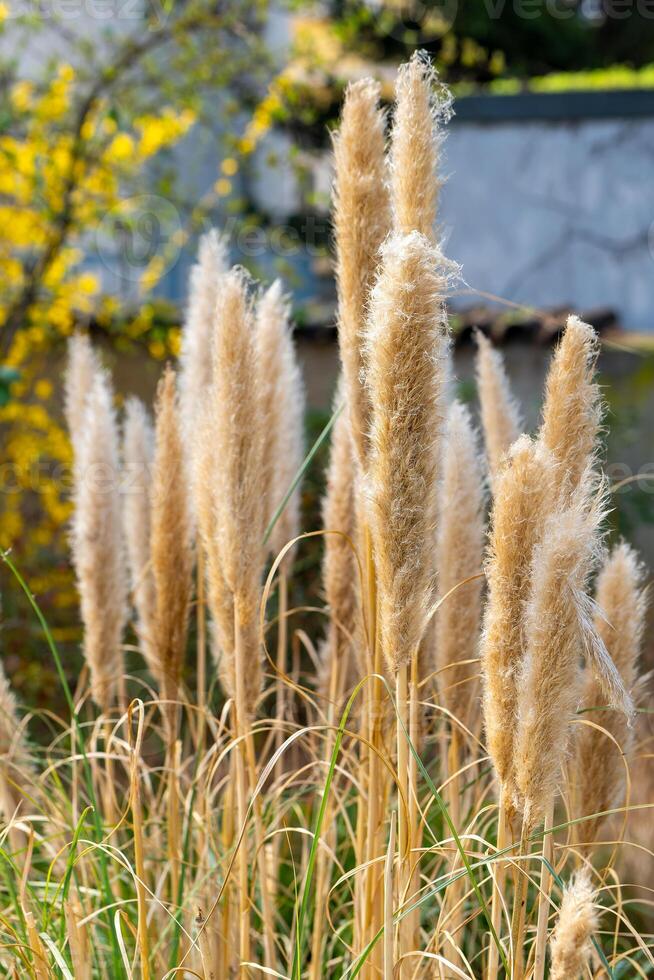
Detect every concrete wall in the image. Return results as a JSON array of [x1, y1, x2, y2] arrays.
[[442, 93, 654, 332], [244, 89, 654, 333]]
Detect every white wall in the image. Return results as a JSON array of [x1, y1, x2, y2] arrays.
[[441, 115, 654, 332]]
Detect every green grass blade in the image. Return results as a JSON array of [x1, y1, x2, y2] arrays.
[[263, 403, 343, 546]]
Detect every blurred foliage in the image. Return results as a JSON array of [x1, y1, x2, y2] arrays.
[[259, 1, 654, 147], [327, 0, 654, 80], [0, 0, 278, 639]]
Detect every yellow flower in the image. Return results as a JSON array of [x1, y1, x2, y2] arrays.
[[58, 63, 75, 83], [77, 272, 98, 295], [108, 132, 135, 162], [221, 157, 239, 176], [238, 136, 255, 156], [140, 255, 165, 291], [0, 2, 8, 22], [148, 338, 166, 359], [214, 178, 232, 197], [34, 379, 53, 400], [168, 328, 181, 356], [11, 81, 34, 112]]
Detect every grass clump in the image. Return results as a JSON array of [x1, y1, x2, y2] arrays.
[[0, 52, 652, 980]]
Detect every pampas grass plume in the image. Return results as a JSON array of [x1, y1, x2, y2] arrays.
[[390, 50, 451, 239], [435, 401, 485, 720], [550, 870, 598, 980], [179, 229, 228, 438], [71, 368, 128, 711], [0, 661, 33, 822], [193, 402, 236, 702], [65, 333, 101, 457], [332, 77, 391, 467], [480, 435, 555, 802], [150, 366, 193, 708], [514, 477, 606, 828], [203, 268, 265, 715], [475, 331, 522, 486], [576, 541, 647, 840], [540, 315, 602, 499], [122, 397, 156, 672], [255, 280, 305, 567], [366, 230, 449, 672], [321, 380, 361, 687]]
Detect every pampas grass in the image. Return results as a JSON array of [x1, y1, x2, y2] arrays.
[[202, 268, 265, 716], [179, 229, 228, 440], [1, 55, 652, 980], [365, 229, 450, 968], [320, 379, 361, 696], [150, 366, 193, 717], [575, 541, 647, 843], [366, 231, 449, 674], [390, 50, 451, 239], [0, 659, 32, 827], [435, 400, 485, 723], [332, 77, 390, 467], [122, 397, 156, 671], [549, 871, 598, 980], [480, 435, 555, 806], [255, 279, 305, 565], [69, 363, 127, 711], [514, 476, 606, 832], [475, 331, 522, 487], [64, 332, 101, 451], [540, 315, 602, 499]]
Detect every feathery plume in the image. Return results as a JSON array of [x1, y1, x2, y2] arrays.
[[480, 436, 555, 803], [65, 333, 101, 456], [540, 315, 602, 500], [193, 403, 236, 700], [255, 280, 305, 567], [550, 871, 598, 980], [198, 269, 265, 716], [321, 380, 362, 686], [179, 229, 228, 438], [332, 77, 391, 467], [366, 231, 449, 672], [435, 401, 485, 721], [474, 331, 522, 487], [576, 542, 647, 841], [71, 369, 128, 711], [0, 661, 33, 823], [514, 477, 606, 829], [390, 50, 451, 240], [122, 397, 156, 672], [150, 367, 193, 709]]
